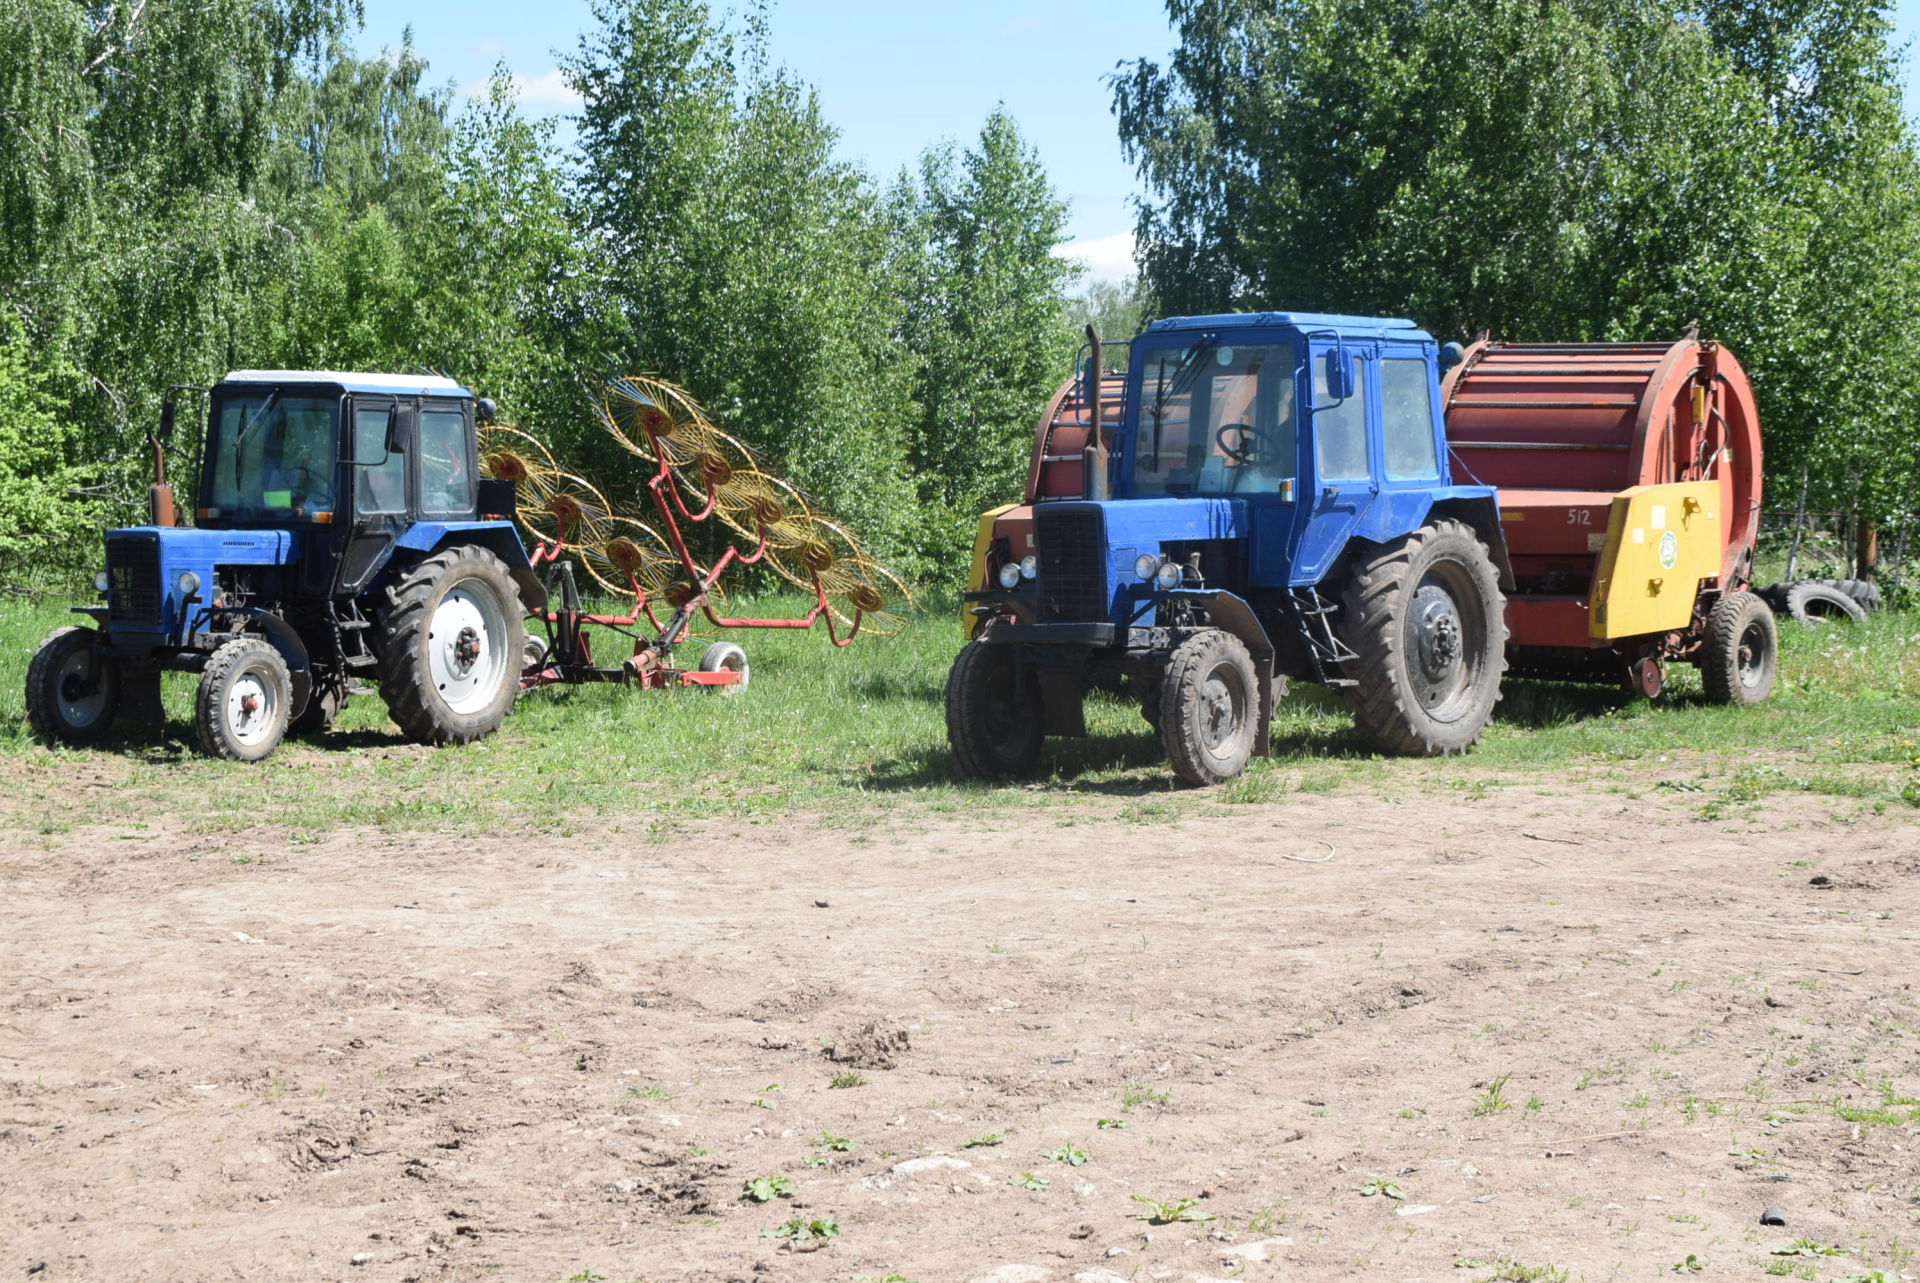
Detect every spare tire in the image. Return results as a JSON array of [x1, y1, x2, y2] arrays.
[[1808, 577, 1882, 613], [1784, 581, 1867, 625]]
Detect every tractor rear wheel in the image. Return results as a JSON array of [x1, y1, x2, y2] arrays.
[[25, 626, 120, 744], [945, 640, 1044, 778], [1340, 519, 1507, 756], [1159, 629, 1258, 786], [378, 546, 524, 745], [1699, 591, 1777, 705], [195, 637, 292, 761]]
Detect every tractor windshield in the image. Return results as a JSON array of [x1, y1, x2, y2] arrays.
[[1132, 342, 1299, 497], [203, 393, 338, 520]]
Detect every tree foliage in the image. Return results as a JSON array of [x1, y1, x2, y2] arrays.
[[1114, 0, 1920, 520]]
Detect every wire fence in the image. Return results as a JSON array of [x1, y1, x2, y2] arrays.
[[1756, 509, 1916, 606]]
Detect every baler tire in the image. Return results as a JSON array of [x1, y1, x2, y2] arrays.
[[378, 546, 524, 746], [25, 626, 120, 744], [195, 637, 292, 762], [945, 640, 1044, 779], [290, 679, 347, 735], [1339, 519, 1507, 757], [1784, 581, 1866, 626], [1158, 629, 1258, 787], [1809, 577, 1881, 614], [1134, 671, 1164, 730], [1699, 591, 1777, 705]]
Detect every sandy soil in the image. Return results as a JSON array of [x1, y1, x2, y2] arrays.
[[3, 755, 1918, 1283]]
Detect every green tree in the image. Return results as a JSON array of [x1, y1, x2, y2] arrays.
[[901, 108, 1078, 570], [0, 307, 94, 586]]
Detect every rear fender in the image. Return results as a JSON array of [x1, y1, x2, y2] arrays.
[[1165, 588, 1280, 758], [389, 521, 549, 611], [1427, 494, 1515, 591]]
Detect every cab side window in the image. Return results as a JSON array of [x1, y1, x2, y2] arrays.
[[1381, 358, 1440, 481], [418, 408, 473, 517], [354, 406, 406, 516], [1313, 354, 1371, 481]]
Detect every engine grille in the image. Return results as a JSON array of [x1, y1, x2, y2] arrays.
[[1035, 508, 1107, 623], [106, 535, 162, 626]]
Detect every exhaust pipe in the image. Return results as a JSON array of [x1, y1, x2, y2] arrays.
[[1083, 325, 1109, 501], [148, 400, 176, 527]]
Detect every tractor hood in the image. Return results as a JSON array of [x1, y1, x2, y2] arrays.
[[1027, 498, 1248, 630]]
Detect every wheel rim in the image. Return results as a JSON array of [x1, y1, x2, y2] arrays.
[[1403, 561, 1484, 722], [56, 648, 110, 729], [224, 666, 279, 747], [1197, 660, 1249, 760], [428, 578, 509, 715], [1736, 618, 1769, 688]]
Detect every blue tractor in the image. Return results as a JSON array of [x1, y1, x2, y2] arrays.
[[25, 371, 546, 761], [948, 312, 1513, 786]]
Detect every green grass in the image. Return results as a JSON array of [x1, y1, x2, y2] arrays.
[[5, 590, 1919, 836]]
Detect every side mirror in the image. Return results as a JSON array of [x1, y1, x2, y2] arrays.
[[383, 407, 405, 457], [1324, 349, 1355, 401], [158, 399, 176, 446]]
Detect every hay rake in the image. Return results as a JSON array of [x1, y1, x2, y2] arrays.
[[483, 376, 911, 693]]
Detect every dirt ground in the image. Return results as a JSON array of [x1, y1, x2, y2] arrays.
[[3, 754, 1918, 1283]]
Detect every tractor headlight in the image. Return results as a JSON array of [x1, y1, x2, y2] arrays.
[[1134, 553, 1161, 581], [94, 571, 110, 594], [1154, 561, 1184, 591], [997, 561, 1023, 590], [1019, 554, 1038, 580], [174, 569, 201, 597]]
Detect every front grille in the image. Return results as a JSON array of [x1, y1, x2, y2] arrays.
[[106, 535, 162, 626], [1035, 508, 1107, 622]]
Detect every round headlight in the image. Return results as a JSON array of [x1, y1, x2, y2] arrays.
[[997, 561, 1023, 590], [1154, 562, 1184, 591], [94, 571, 111, 594], [1019, 554, 1038, 580], [174, 569, 201, 597], [1134, 553, 1161, 581]]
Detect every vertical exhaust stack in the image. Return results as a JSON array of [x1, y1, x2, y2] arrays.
[[149, 400, 176, 527], [1083, 325, 1109, 501]]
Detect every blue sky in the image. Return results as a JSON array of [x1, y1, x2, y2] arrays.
[[358, 0, 1920, 286]]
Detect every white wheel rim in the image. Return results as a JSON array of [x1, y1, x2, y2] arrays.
[[225, 669, 278, 746], [57, 649, 110, 728], [428, 579, 509, 715]]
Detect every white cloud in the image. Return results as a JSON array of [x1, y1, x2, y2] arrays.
[[1053, 230, 1137, 285], [460, 67, 582, 109]]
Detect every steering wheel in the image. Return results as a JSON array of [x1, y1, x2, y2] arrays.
[[1215, 423, 1259, 464]]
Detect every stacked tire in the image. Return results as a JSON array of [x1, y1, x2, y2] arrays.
[[1755, 578, 1880, 625]]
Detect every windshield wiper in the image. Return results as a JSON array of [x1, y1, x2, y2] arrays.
[[231, 390, 280, 492]]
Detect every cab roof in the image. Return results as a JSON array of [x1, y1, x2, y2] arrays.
[[1144, 312, 1430, 342], [220, 370, 472, 397]]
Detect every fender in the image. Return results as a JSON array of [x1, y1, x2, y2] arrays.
[[1338, 488, 1514, 592], [390, 521, 549, 611], [1163, 587, 1282, 758], [226, 606, 314, 719]]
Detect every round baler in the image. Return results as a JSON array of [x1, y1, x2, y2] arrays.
[[1440, 336, 1767, 697]]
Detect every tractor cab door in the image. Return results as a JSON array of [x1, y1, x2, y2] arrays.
[[1293, 339, 1379, 584], [337, 396, 415, 596]]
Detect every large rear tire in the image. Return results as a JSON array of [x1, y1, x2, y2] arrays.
[[25, 626, 120, 744], [378, 546, 524, 745], [1699, 591, 1777, 705], [1159, 629, 1258, 786], [945, 641, 1044, 778], [1339, 519, 1507, 756], [195, 637, 292, 762]]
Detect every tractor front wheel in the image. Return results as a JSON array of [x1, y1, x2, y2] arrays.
[[195, 637, 292, 761], [1699, 591, 1777, 705], [945, 641, 1044, 778], [1159, 629, 1259, 786], [1340, 519, 1507, 756], [25, 626, 120, 744], [379, 546, 525, 745]]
